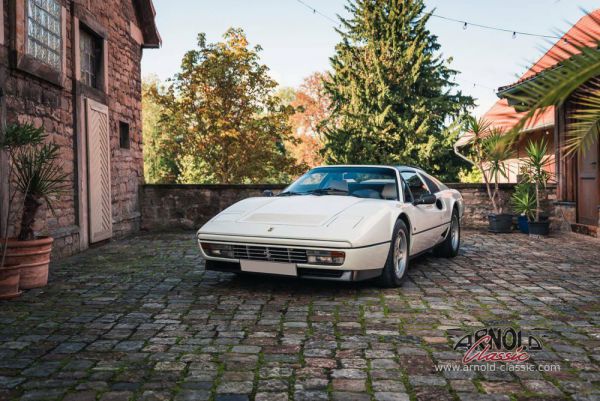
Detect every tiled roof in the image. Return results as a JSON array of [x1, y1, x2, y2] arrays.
[[479, 9, 600, 135]]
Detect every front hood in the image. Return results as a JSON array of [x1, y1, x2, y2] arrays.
[[198, 195, 394, 247], [236, 196, 364, 226]]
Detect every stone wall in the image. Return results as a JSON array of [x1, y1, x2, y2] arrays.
[[0, 0, 153, 258], [140, 183, 560, 231]]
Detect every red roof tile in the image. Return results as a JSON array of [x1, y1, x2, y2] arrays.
[[482, 9, 600, 133]]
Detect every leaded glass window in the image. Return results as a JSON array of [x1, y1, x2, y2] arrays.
[[80, 27, 102, 88], [26, 0, 62, 71]]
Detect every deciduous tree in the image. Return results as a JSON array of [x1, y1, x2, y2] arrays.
[[148, 29, 303, 184]]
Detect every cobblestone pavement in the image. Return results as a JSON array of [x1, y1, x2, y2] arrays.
[[1, 230, 599, 401]]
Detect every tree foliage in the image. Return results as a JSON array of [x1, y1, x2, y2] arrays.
[[147, 28, 303, 184], [288, 72, 331, 168], [142, 76, 180, 183], [321, 0, 474, 181]]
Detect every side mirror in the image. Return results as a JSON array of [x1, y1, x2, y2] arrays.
[[413, 194, 436, 206], [263, 189, 274, 197]]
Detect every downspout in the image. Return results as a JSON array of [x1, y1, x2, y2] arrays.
[[453, 143, 476, 167], [0, 85, 7, 239]]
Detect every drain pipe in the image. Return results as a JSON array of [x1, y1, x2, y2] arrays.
[[453, 142, 476, 167]]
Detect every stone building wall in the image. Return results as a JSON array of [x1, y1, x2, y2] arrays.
[[140, 183, 561, 232], [0, 0, 155, 258]]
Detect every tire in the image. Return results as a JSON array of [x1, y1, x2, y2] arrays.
[[378, 220, 410, 288], [433, 210, 460, 258]]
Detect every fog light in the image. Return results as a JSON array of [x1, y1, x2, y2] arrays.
[[306, 250, 345, 266], [201, 243, 235, 258]]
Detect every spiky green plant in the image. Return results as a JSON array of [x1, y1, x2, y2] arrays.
[[519, 139, 553, 222], [12, 141, 68, 241], [1, 124, 47, 267], [459, 116, 513, 214], [512, 182, 536, 221]]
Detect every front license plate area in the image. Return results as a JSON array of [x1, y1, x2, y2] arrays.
[[240, 260, 297, 276]]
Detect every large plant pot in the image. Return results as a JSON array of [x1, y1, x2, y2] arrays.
[[517, 215, 529, 234], [2, 237, 53, 289], [0, 264, 22, 299], [488, 214, 513, 233], [528, 221, 550, 236]]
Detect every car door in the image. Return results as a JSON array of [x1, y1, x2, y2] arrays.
[[400, 171, 447, 254]]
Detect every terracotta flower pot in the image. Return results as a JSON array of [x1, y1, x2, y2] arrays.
[[0, 263, 22, 299], [1, 237, 53, 289]]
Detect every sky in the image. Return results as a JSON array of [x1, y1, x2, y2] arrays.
[[141, 0, 599, 116]]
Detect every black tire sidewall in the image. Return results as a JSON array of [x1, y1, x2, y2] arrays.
[[381, 220, 410, 287]]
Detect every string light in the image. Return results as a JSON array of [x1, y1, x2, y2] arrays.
[[291, 0, 553, 94], [429, 14, 562, 40], [292, 0, 563, 41]]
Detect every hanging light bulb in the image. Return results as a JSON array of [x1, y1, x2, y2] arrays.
[[512, 32, 517, 39], [463, 22, 468, 30]]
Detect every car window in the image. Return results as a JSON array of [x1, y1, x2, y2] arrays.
[[420, 173, 440, 193], [400, 171, 431, 200]]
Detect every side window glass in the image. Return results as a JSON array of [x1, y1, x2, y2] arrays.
[[420, 174, 440, 193], [400, 171, 431, 200]]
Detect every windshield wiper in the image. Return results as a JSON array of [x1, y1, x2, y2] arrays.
[[307, 187, 349, 196], [277, 191, 305, 196]]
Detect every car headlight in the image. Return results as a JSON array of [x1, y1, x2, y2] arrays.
[[306, 250, 345, 266], [201, 243, 235, 258]]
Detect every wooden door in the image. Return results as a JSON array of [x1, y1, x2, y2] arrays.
[[577, 137, 599, 226], [85, 99, 112, 242]]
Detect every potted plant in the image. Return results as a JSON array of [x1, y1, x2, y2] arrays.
[[0, 124, 46, 298], [511, 182, 536, 234], [520, 139, 552, 236], [461, 117, 514, 233], [1, 124, 67, 289]]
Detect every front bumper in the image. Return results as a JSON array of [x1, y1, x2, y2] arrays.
[[204, 260, 383, 282], [197, 237, 390, 282]]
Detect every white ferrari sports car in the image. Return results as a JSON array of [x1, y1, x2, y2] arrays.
[[197, 165, 463, 287]]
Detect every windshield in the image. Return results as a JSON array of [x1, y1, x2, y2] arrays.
[[281, 167, 398, 200]]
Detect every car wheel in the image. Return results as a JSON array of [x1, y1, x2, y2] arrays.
[[433, 210, 460, 258], [378, 220, 410, 288]]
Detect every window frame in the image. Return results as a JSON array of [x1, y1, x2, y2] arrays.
[[400, 170, 432, 201], [10, 0, 67, 86], [119, 121, 130, 149], [74, 14, 108, 94], [25, 0, 63, 71]]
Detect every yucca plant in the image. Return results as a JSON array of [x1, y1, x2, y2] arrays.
[[520, 139, 553, 222], [511, 182, 536, 221], [1, 124, 46, 267], [13, 140, 69, 241]]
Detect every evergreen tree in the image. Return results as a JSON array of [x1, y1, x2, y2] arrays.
[[321, 0, 474, 181]]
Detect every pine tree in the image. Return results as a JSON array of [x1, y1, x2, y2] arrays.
[[321, 0, 474, 181]]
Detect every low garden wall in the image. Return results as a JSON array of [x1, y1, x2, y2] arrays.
[[140, 183, 559, 231]]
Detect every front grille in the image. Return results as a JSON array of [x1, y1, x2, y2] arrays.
[[233, 245, 308, 263]]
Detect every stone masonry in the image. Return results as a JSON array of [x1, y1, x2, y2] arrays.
[[0, 0, 159, 258], [140, 183, 560, 232], [0, 230, 598, 400]]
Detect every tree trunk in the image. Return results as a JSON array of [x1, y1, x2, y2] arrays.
[[535, 181, 540, 222], [18, 195, 41, 241], [479, 161, 498, 214]]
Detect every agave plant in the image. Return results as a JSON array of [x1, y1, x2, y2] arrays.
[[504, 12, 600, 155]]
